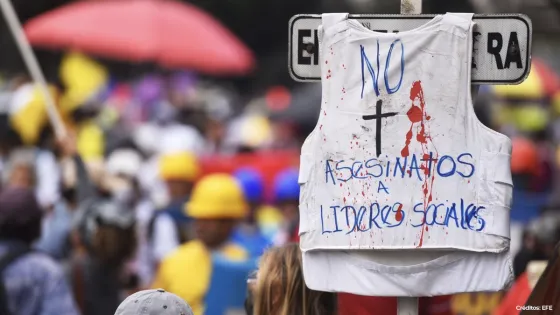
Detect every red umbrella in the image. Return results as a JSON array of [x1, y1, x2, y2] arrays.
[[23, 0, 255, 75]]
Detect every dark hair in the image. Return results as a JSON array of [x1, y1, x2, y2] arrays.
[[0, 216, 41, 244], [90, 220, 137, 266]]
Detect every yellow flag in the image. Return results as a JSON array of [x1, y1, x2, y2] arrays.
[[59, 52, 108, 114], [10, 84, 58, 145]]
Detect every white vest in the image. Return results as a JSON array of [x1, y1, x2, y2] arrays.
[[298, 13, 514, 296]]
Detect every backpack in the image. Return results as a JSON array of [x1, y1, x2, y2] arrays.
[[0, 244, 30, 315]]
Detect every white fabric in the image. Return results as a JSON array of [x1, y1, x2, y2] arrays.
[[299, 13, 514, 296], [35, 150, 61, 208], [152, 213, 180, 262], [106, 149, 143, 178]]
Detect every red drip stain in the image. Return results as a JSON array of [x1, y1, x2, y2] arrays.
[[325, 60, 328, 64], [342, 88, 346, 93], [343, 197, 347, 203], [362, 191, 365, 196], [399, 81, 438, 248], [395, 204, 404, 222], [406, 170, 411, 176], [468, 180, 470, 184], [401, 128, 413, 157], [342, 64, 346, 69], [320, 125, 323, 130], [340, 183, 343, 187]]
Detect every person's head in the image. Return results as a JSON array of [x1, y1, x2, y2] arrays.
[[185, 173, 248, 249], [273, 168, 300, 222], [105, 149, 144, 204], [115, 289, 193, 315], [527, 212, 560, 259], [253, 243, 337, 315], [159, 152, 200, 200], [0, 188, 42, 244], [3, 148, 36, 189], [234, 167, 265, 222], [74, 199, 137, 266]]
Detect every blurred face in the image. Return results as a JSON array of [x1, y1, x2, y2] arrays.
[[194, 218, 236, 249], [278, 200, 299, 223], [206, 119, 226, 142], [165, 180, 193, 200], [9, 165, 34, 189]]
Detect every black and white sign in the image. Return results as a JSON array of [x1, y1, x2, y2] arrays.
[[289, 14, 532, 84]]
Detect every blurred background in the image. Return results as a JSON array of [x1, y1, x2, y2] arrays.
[[0, 0, 558, 315]]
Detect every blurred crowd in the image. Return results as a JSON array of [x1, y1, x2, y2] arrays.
[[0, 50, 307, 315], [0, 28, 557, 315]]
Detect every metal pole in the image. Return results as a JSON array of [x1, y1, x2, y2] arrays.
[[0, 0, 66, 139], [397, 1, 421, 314]]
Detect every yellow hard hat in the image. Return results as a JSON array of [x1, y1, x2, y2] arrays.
[[159, 152, 200, 182], [186, 173, 248, 219]]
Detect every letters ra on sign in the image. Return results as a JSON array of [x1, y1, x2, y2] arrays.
[[289, 14, 533, 85]]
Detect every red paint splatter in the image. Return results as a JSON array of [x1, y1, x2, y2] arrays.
[[343, 197, 346, 203], [362, 191, 365, 196], [399, 81, 438, 248], [395, 204, 403, 222], [320, 125, 323, 130], [325, 60, 328, 64], [356, 142, 358, 145], [323, 110, 327, 116], [340, 183, 343, 187]]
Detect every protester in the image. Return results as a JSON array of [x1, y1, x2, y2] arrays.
[[232, 167, 273, 258], [513, 212, 560, 278], [36, 156, 78, 260], [251, 243, 337, 315], [55, 133, 137, 315], [115, 288, 194, 315], [0, 187, 79, 315], [149, 151, 200, 266], [272, 168, 300, 245], [152, 173, 253, 315]]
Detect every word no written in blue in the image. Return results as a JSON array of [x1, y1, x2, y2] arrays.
[[320, 199, 486, 235]]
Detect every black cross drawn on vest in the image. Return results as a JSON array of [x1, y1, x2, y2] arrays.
[[362, 100, 397, 157]]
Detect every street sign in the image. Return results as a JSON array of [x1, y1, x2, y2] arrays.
[[289, 14, 532, 84]]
